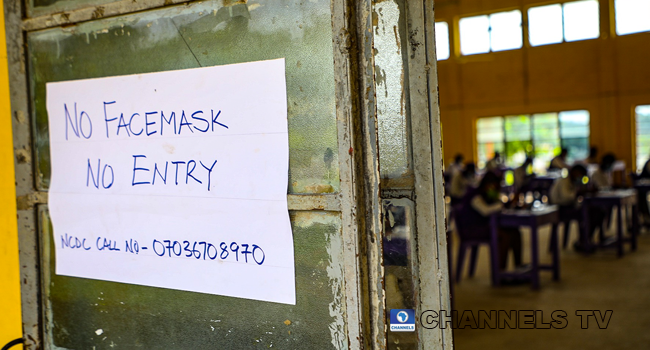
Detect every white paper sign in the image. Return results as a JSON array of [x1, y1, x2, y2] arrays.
[[46, 59, 295, 305]]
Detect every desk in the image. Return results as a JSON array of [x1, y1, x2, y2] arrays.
[[490, 206, 560, 289], [633, 179, 650, 192], [582, 189, 638, 257], [524, 177, 556, 197]]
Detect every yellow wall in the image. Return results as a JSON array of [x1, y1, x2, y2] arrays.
[[436, 0, 650, 171], [0, 0, 23, 344]]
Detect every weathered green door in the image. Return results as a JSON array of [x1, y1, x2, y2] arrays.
[[7, 0, 451, 348]]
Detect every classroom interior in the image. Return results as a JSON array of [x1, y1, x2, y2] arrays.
[[435, 0, 650, 348]]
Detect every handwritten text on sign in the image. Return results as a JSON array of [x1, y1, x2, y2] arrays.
[[47, 59, 295, 304]]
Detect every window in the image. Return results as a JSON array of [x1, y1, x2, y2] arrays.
[[490, 10, 524, 51], [559, 110, 590, 162], [635, 105, 650, 172], [615, 0, 650, 36], [459, 10, 522, 55], [459, 15, 490, 55], [476, 111, 590, 172], [528, 4, 564, 46], [435, 22, 450, 60], [504, 115, 533, 166], [476, 117, 505, 168], [563, 0, 600, 42], [532, 113, 561, 172], [528, 0, 599, 47]]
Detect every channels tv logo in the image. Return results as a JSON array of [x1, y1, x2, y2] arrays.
[[390, 309, 415, 332]]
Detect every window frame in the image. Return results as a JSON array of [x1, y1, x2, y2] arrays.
[[475, 110, 591, 170], [613, 0, 650, 37], [456, 7, 523, 57], [526, 0, 601, 47], [634, 104, 650, 173]]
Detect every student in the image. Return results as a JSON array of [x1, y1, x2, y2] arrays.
[[514, 157, 534, 193], [550, 164, 585, 206], [486, 151, 503, 171], [549, 148, 570, 170], [446, 154, 465, 177], [584, 146, 599, 165], [449, 163, 477, 203], [463, 172, 524, 271], [591, 153, 616, 190], [549, 164, 602, 251]]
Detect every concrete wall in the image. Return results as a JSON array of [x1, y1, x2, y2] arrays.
[[436, 0, 650, 171]]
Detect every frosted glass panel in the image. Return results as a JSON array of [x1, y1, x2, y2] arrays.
[[28, 0, 340, 194], [39, 206, 349, 349], [383, 198, 417, 350], [29, 3, 351, 348], [374, 0, 411, 178]]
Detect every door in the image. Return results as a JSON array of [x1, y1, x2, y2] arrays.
[[6, 0, 451, 348]]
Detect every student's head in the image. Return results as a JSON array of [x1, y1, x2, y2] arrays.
[[478, 172, 502, 201], [560, 148, 568, 158], [569, 164, 588, 182], [454, 154, 464, 164], [493, 151, 501, 160], [600, 153, 616, 171], [462, 163, 476, 177], [589, 146, 598, 159]]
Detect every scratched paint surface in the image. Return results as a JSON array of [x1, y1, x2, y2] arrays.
[[28, 0, 340, 194], [373, 0, 412, 179], [26, 0, 114, 18], [374, 1, 419, 348], [40, 207, 347, 349], [27, 0, 348, 348]]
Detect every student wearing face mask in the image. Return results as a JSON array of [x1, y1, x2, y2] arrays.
[[463, 172, 524, 272], [549, 164, 602, 251]]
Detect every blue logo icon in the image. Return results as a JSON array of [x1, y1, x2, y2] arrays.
[[390, 309, 415, 332]]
